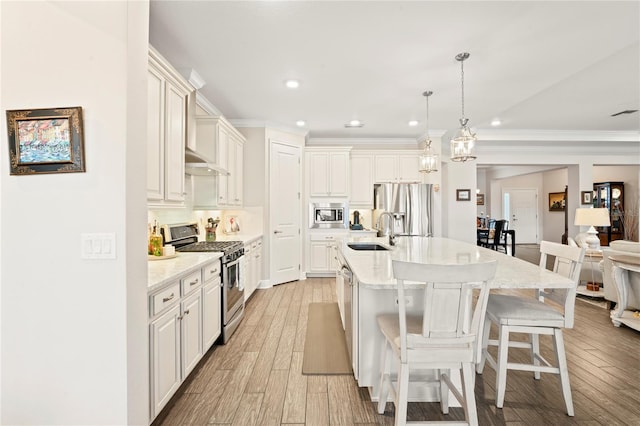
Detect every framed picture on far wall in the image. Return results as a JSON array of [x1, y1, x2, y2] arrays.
[[477, 193, 485, 205], [581, 190, 592, 205], [549, 191, 565, 211], [456, 189, 471, 201]]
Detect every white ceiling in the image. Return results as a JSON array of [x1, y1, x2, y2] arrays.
[[149, 1, 640, 142]]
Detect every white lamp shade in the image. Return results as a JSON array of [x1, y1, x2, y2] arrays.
[[574, 208, 611, 227]]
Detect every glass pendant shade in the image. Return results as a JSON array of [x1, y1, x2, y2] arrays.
[[450, 118, 477, 162], [418, 90, 438, 173], [419, 139, 438, 173], [450, 52, 477, 162]]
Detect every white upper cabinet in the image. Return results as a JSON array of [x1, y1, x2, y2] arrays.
[[147, 47, 192, 208], [373, 152, 423, 183], [228, 135, 244, 206], [192, 116, 245, 209], [350, 154, 374, 208], [306, 148, 351, 197], [397, 155, 423, 183]]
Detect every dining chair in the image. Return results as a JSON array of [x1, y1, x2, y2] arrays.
[[477, 219, 495, 248], [482, 220, 508, 253], [476, 241, 585, 416], [376, 260, 497, 426]]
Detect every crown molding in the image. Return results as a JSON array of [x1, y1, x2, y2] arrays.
[[195, 92, 222, 117], [475, 129, 640, 142], [230, 119, 309, 137], [307, 137, 418, 146]]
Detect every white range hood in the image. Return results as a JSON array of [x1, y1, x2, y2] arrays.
[[184, 147, 229, 176]]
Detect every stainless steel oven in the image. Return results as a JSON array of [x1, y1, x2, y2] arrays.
[[164, 222, 245, 344], [219, 245, 244, 343], [309, 202, 349, 229]]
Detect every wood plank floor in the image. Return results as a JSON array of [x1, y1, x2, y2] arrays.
[[154, 277, 640, 426]]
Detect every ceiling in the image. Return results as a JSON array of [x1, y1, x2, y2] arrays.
[[149, 1, 640, 142]]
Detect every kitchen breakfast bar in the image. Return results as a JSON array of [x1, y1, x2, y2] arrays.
[[336, 236, 575, 401]]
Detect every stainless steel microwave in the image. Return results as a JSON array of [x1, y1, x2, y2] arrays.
[[309, 202, 349, 229]]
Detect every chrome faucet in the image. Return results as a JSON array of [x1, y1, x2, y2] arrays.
[[377, 211, 397, 246]]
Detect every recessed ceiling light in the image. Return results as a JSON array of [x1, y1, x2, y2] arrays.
[[408, 120, 419, 127], [284, 79, 300, 89], [345, 120, 364, 128], [491, 119, 502, 126], [296, 120, 306, 127]]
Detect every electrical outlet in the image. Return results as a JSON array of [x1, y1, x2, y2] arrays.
[[395, 296, 414, 308]]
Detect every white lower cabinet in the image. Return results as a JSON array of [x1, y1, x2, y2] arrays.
[[181, 290, 203, 378], [244, 238, 263, 301], [308, 232, 346, 276], [149, 259, 221, 421], [150, 303, 181, 417], [202, 277, 222, 350]]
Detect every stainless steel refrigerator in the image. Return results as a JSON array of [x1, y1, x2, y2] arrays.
[[373, 183, 433, 237]]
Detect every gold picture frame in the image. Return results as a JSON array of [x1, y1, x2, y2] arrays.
[[477, 193, 485, 205], [6, 106, 85, 175], [549, 191, 565, 212]]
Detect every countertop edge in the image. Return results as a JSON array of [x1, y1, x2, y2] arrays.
[[148, 252, 224, 293]]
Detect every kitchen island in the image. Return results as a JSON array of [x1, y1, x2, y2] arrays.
[[337, 236, 574, 401]]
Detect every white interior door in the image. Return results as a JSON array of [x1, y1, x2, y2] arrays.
[[504, 188, 538, 244], [270, 142, 301, 285]]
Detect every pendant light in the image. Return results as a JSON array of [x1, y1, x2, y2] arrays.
[[450, 52, 477, 162], [418, 90, 438, 173]]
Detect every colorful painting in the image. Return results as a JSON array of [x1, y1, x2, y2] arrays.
[[6, 106, 85, 175], [17, 118, 72, 164]]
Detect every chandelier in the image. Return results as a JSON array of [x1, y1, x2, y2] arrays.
[[450, 52, 477, 162], [418, 90, 438, 173]]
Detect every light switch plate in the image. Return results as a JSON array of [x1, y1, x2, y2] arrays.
[[81, 233, 116, 259]]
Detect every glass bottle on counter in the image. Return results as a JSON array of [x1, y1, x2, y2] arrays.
[[148, 223, 163, 256]]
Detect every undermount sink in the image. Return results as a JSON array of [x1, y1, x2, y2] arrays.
[[347, 243, 389, 251]]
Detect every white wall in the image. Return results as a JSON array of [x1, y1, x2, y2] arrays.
[[443, 161, 477, 243], [0, 2, 148, 424], [542, 168, 569, 243], [476, 168, 487, 218]]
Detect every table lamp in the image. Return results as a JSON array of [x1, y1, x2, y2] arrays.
[[574, 208, 610, 250]]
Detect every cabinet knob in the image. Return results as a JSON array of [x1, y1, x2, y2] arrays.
[[184, 309, 190, 315]]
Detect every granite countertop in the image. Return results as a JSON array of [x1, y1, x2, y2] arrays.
[[339, 236, 574, 290], [148, 252, 223, 293]]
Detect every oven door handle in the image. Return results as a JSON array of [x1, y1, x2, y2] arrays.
[[226, 256, 242, 269]]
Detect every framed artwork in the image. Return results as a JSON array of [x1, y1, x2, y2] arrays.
[[477, 193, 485, 205], [6, 106, 85, 175], [456, 189, 471, 201], [581, 190, 592, 205], [549, 191, 565, 212]]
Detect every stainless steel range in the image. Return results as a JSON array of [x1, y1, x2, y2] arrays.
[[162, 223, 244, 344]]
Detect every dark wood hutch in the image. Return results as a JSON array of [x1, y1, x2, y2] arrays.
[[593, 181, 624, 246]]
